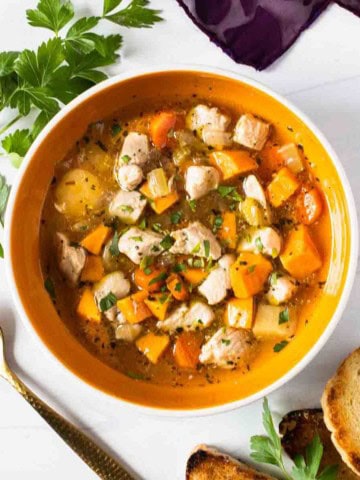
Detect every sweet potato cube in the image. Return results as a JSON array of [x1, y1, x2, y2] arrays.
[[174, 332, 202, 369], [80, 224, 111, 255], [136, 333, 170, 364], [117, 291, 152, 324], [77, 288, 101, 323], [81, 256, 104, 283], [230, 252, 272, 298], [180, 268, 208, 285], [280, 225, 322, 279], [209, 150, 258, 180], [224, 297, 254, 329], [144, 293, 170, 321], [267, 167, 300, 207], [140, 182, 179, 214]]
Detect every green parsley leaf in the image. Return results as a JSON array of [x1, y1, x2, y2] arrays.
[[148, 271, 168, 286], [160, 234, 175, 251], [0, 175, 10, 227], [121, 154, 131, 164], [151, 223, 162, 233], [248, 264, 256, 273], [170, 211, 182, 225], [105, 0, 163, 28], [213, 214, 223, 233], [273, 340, 288, 352], [173, 263, 186, 273], [269, 272, 278, 286], [203, 240, 210, 257], [221, 339, 231, 346], [125, 370, 147, 380], [2, 129, 32, 158], [218, 185, 243, 202], [138, 218, 147, 230], [0, 52, 19, 77], [130, 235, 142, 241], [188, 199, 196, 212], [191, 242, 201, 254], [99, 291, 117, 311], [65, 17, 101, 55], [109, 231, 120, 256], [103, 0, 123, 16], [174, 282, 182, 292], [279, 307, 289, 325], [26, 0, 75, 34], [255, 236, 263, 252], [111, 123, 121, 137], [121, 205, 134, 213], [140, 255, 153, 271], [0, 243, 3, 259], [44, 277, 56, 299]]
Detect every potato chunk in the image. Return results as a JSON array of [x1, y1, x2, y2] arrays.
[[253, 303, 297, 339], [54, 169, 103, 217]]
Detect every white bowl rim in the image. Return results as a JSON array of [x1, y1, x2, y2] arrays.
[[4, 64, 359, 417]]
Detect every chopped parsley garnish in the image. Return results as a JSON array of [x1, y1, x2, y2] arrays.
[[273, 340, 289, 352], [191, 242, 201, 254], [120, 205, 134, 213], [159, 293, 170, 304], [148, 271, 168, 286], [279, 307, 289, 324], [44, 277, 56, 299], [221, 339, 231, 346], [170, 211, 182, 224], [197, 318, 203, 324], [121, 154, 131, 164], [130, 236, 143, 242], [173, 263, 186, 273], [193, 258, 205, 268], [269, 272, 278, 286], [217, 185, 243, 202], [248, 264, 256, 273], [152, 223, 163, 233], [109, 231, 120, 256], [188, 199, 197, 212], [160, 234, 175, 250], [111, 124, 121, 137], [213, 215, 223, 232], [140, 256, 153, 271], [255, 237, 263, 252], [174, 282, 182, 292], [138, 218, 147, 230], [125, 371, 147, 380], [99, 292, 117, 312], [203, 240, 210, 257]]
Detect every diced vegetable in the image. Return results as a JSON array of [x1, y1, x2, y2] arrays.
[[218, 211, 237, 249], [140, 182, 180, 214], [76, 288, 101, 322], [144, 293, 171, 321], [80, 255, 104, 283], [295, 186, 323, 225], [80, 224, 111, 255], [280, 225, 322, 279], [277, 143, 304, 174], [230, 252, 272, 298], [166, 273, 189, 301], [253, 303, 297, 339], [258, 144, 284, 179], [54, 169, 103, 218], [266, 167, 300, 207], [150, 111, 177, 149], [174, 332, 202, 369], [117, 291, 152, 324], [233, 113, 270, 151], [134, 266, 167, 292], [180, 268, 208, 285], [240, 197, 267, 226], [224, 297, 254, 329], [209, 150, 258, 180], [136, 333, 170, 364], [147, 168, 170, 198]]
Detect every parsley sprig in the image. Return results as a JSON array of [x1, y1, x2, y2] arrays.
[[0, 175, 10, 258], [250, 398, 337, 480], [0, 0, 162, 165]]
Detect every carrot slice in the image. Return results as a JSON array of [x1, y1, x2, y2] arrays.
[[174, 332, 202, 369], [134, 266, 167, 293], [180, 268, 208, 285], [295, 186, 323, 225], [230, 252, 272, 298], [136, 333, 170, 364], [140, 182, 179, 214], [117, 291, 152, 324], [80, 255, 104, 283], [166, 273, 189, 301], [266, 167, 300, 207], [77, 288, 101, 323], [209, 150, 258, 180], [80, 224, 111, 255], [150, 111, 177, 149]]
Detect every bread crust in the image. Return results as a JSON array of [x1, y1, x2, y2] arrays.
[[321, 348, 360, 476], [186, 445, 276, 480]]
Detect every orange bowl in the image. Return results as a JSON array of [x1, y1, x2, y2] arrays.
[[5, 67, 358, 415]]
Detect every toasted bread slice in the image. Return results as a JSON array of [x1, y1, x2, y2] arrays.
[[321, 348, 360, 476], [186, 445, 276, 480], [279, 409, 358, 479]]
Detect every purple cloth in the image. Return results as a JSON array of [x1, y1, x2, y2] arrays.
[[176, 0, 359, 70]]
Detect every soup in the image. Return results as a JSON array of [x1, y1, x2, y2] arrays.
[[40, 99, 330, 387]]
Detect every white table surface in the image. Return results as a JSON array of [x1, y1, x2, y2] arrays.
[[0, 1, 359, 479]]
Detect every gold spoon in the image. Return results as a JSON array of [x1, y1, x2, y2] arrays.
[[0, 326, 135, 480]]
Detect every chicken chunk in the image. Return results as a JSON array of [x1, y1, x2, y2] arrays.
[[118, 227, 163, 264], [186, 104, 231, 133], [157, 302, 215, 333], [93, 271, 130, 321], [238, 227, 282, 258], [266, 274, 297, 305], [170, 221, 222, 260], [108, 190, 147, 224], [54, 233, 86, 285], [201, 127, 232, 148], [185, 166, 220, 200], [233, 113, 270, 151], [199, 327, 257, 369], [115, 164, 143, 191], [198, 254, 235, 305], [119, 132, 149, 166], [243, 175, 267, 208]]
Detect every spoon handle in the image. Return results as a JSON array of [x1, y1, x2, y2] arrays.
[[2, 363, 134, 480]]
